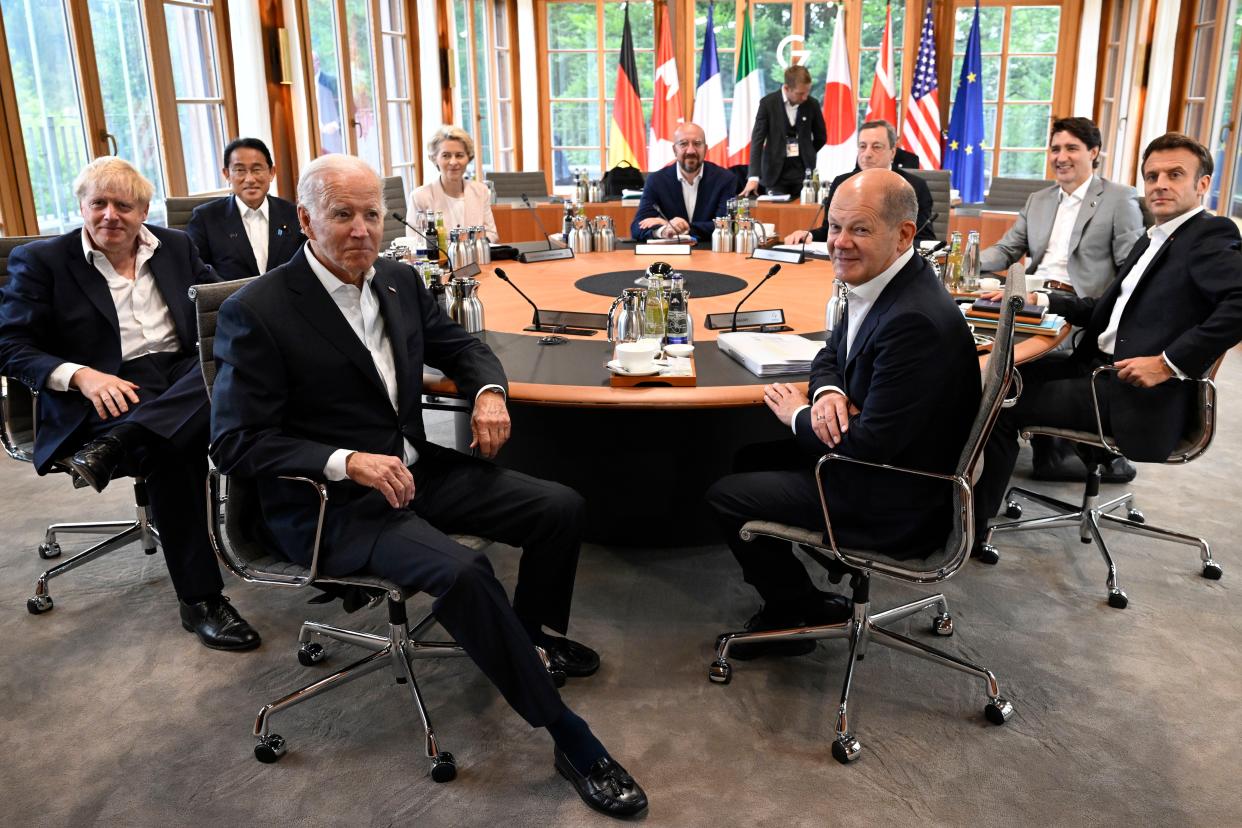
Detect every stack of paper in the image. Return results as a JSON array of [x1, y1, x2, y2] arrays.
[[717, 332, 825, 377], [621, 189, 644, 199]]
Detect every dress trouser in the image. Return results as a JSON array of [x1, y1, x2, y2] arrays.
[[770, 154, 807, 196], [74, 351, 224, 602], [973, 351, 1111, 541], [705, 439, 826, 607], [365, 448, 585, 727]]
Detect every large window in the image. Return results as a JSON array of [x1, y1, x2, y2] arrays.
[[1094, 0, 1140, 183], [1207, 0, 1242, 221], [0, 0, 236, 235], [544, 0, 653, 185], [301, 0, 418, 184], [450, 0, 518, 177], [949, 2, 1064, 183]]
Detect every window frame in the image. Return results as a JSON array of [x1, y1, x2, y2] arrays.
[[446, 0, 521, 176]]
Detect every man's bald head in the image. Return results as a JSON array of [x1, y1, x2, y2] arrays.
[[826, 169, 918, 285]]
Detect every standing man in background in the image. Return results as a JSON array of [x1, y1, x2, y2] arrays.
[[740, 65, 827, 197]]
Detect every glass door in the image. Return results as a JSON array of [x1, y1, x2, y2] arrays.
[[1208, 0, 1242, 221]]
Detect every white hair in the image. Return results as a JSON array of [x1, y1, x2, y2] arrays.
[[296, 154, 385, 217]]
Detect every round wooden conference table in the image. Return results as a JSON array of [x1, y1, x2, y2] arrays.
[[424, 249, 1065, 544]]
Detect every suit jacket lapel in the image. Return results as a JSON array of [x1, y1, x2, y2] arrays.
[[224, 197, 260, 276], [1067, 176, 1103, 253], [267, 196, 297, 264], [1028, 188, 1057, 261], [145, 238, 195, 350], [66, 232, 120, 336], [371, 266, 414, 418], [845, 258, 916, 370], [285, 250, 388, 398]]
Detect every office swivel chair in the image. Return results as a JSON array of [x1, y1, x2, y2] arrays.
[[190, 278, 562, 779], [708, 266, 1028, 764], [981, 358, 1225, 609], [1, 235, 161, 615]]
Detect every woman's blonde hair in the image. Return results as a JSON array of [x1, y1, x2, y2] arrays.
[[72, 156, 154, 204], [427, 126, 476, 165]]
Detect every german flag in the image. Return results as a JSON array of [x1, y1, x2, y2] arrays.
[[607, 6, 646, 170]]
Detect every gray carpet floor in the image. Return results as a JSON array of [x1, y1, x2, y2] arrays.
[[2, 356, 1240, 827]]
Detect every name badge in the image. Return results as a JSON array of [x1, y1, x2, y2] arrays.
[[786, 141, 800, 158]]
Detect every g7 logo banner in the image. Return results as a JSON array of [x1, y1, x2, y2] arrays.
[[777, 34, 809, 69]]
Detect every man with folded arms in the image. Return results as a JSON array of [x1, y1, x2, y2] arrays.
[[978, 117, 1145, 483], [707, 169, 980, 658], [210, 154, 646, 817], [974, 132, 1242, 553], [0, 156, 260, 650]]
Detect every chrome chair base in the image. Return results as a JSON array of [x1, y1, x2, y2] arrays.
[[252, 602, 467, 780], [984, 477, 1221, 608], [709, 590, 1012, 764], [27, 481, 160, 615]]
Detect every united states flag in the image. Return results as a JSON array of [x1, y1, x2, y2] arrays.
[[900, 0, 941, 169]]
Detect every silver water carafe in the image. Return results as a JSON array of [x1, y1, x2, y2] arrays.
[[447, 277, 485, 333], [588, 179, 602, 203], [799, 172, 816, 205], [711, 217, 733, 252], [568, 214, 593, 253], [592, 215, 616, 252], [576, 171, 590, 204], [473, 225, 491, 264], [447, 229, 474, 271], [606, 287, 647, 343], [734, 218, 756, 255]]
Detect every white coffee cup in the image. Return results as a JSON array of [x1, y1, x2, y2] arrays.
[[1026, 274, 1045, 293], [664, 343, 694, 358], [979, 277, 1001, 292], [616, 341, 660, 370]]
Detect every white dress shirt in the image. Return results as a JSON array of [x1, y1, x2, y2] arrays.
[[236, 196, 270, 274], [1096, 206, 1202, 377], [661, 168, 701, 238], [1033, 177, 1091, 285], [307, 245, 418, 480], [48, 226, 180, 391], [791, 246, 914, 433], [782, 90, 799, 127]]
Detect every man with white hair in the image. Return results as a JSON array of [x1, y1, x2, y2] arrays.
[[210, 154, 647, 817], [0, 156, 262, 651]]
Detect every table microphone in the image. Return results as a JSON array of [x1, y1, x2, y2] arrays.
[[493, 268, 567, 345], [915, 211, 940, 242], [797, 198, 827, 261], [518, 194, 575, 263], [731, 263, 781, 332]]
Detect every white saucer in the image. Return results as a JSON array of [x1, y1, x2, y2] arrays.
[[607, 359, 661, 376]]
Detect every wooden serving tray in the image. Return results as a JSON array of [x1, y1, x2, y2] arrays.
[[608, 358, 697, 387]]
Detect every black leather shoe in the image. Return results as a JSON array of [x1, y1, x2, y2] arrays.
[[731, 605, 813, 661], [180, 595, 261, 651], [1030, 454, 1088, 482], [1100, 456, 1137, 484], [554, 748, 648, 818], [66, 435, 126, 493], [540, 636, 600, 677]]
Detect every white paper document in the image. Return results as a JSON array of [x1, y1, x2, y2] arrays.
[[716, 332, 826, 377], [774, 241, 829, 256], [756, 193, 793, 202]]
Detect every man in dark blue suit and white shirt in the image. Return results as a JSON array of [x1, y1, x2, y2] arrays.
[[210, 154, 647, 817], [185, 137, 305, 280], [707, 169, 980, 659], [630, 122, 735, 243], [0, 156, 260, 651], [974, 132, 1242, 552]]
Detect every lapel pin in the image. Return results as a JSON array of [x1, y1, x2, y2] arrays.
[[228, 232, 239, 239], [277, 225, 287, 237], [387, 285, 397, 294]]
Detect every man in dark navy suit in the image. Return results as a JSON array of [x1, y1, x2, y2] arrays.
[[974, 132, 1242, 551], [0, 156, 260, 650], [185, 137, 304, 280], [210, 155, 647, 816], [740, 65, 828, 197], [630, 122, 736, 243], [707, 169, 980, 659]]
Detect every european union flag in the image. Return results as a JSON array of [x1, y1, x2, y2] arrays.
[[945, 2, 986, 203]]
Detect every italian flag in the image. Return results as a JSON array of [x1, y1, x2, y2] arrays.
[[727, 3, 761, 167]]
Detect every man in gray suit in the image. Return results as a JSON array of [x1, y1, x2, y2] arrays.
[[979, 117, 1145, 481]]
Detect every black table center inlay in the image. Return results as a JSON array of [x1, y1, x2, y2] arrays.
[[574, 269, 749, 299]]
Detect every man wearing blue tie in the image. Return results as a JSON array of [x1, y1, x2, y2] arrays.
[[186, 138, 306, 280]]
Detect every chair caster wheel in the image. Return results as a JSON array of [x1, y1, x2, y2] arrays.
[[831, 735, 861, 764], [38, 542, 61, 560], [548, 668, 566, 688], [708, 660, 732, 685], [430, 751, 457, 782], [1126, 509, 1145, 524], [27, 595, 53, 614], [297, 642, 326, 666], [985, 698, 1014, 725], [254, 734, 287, 763], [1202, 561, 1223, 580], [1107, 589, 1128, 609], [1004, 501, 1022, 519], [975, 544, 1000, 565], [931, 613, 953, 636]]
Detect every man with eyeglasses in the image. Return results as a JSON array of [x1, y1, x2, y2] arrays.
[[186, 137, 306, 281], [630, 122, 736, 243]]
